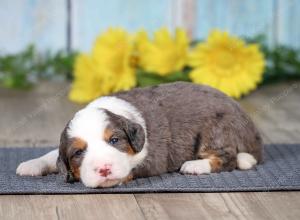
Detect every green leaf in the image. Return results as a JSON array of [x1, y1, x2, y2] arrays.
[[136, 68, 191, 87], [0, 45, 77, 89]]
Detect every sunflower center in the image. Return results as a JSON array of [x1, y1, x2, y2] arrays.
[[213, 49, 236, 69]]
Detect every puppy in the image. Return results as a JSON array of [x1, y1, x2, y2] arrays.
[[17, 82, 263, 188]]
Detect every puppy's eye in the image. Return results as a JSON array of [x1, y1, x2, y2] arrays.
[[74, 149, 84, 157], [109, 137, 119, 145]]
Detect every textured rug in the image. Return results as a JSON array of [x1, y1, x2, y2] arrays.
[[0, 144, 300, 194]]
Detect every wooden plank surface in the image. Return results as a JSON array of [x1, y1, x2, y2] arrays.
[[240, 81, 300, 143], [0, 81, 299, 220], [0, 194, 144, 220], [0, 82, 82, 147], [135, 192, 300, 220]]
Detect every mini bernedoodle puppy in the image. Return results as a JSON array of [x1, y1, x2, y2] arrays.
[[17, 82, 263, 188]]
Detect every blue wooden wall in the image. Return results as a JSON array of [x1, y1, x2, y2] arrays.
[[0, 0, 299, 54]]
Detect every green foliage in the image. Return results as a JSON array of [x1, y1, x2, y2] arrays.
[[0, 45, 77, 89], [136, 68, 191, 87], [263, 45, 300, 83], [245, 35, 300, 84]]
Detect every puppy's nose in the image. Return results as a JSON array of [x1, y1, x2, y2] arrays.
[[99, 164, 112, 177]]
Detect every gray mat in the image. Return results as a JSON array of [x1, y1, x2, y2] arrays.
[[1, 144, 300, 194]]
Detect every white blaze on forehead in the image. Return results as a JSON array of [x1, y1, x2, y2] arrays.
[[68, 107, 108, 140], [87, 96, 146, 133]]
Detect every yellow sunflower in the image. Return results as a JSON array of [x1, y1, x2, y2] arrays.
[[69, 28, 136, 103], [189, 30, 265, 98], [138, 28, 189, 76], [69, 54, 104, 103]]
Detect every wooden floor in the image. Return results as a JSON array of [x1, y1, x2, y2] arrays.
[[0, 81, 299, 220]]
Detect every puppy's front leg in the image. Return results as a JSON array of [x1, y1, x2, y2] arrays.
[[16, 149, 58, 176]]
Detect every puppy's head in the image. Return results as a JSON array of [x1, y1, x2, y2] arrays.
[[57, 107, 146, 188]]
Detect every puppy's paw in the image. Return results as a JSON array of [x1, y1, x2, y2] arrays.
[[180, 159, 211, 175], [16, 159, 48, 176], [237, 153, 257, 170]]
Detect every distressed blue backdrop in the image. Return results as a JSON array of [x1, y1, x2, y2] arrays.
[[0, 0, 299, 53]]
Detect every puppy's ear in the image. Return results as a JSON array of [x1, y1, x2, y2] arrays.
[[104, 109, 145, 153], [57, 154, 75, 183], [57, 125, 76, 183], [123, 120, 145, 153]]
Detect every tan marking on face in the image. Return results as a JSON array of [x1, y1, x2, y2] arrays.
[[71, 163, 81, 180], [123, 173, 134, 184], [103, 127, 113, 142], [70, 137, 87, 180], [72, 137, 87, 150], [127, 144, 135, 155], [199, 150, 223, 172]]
